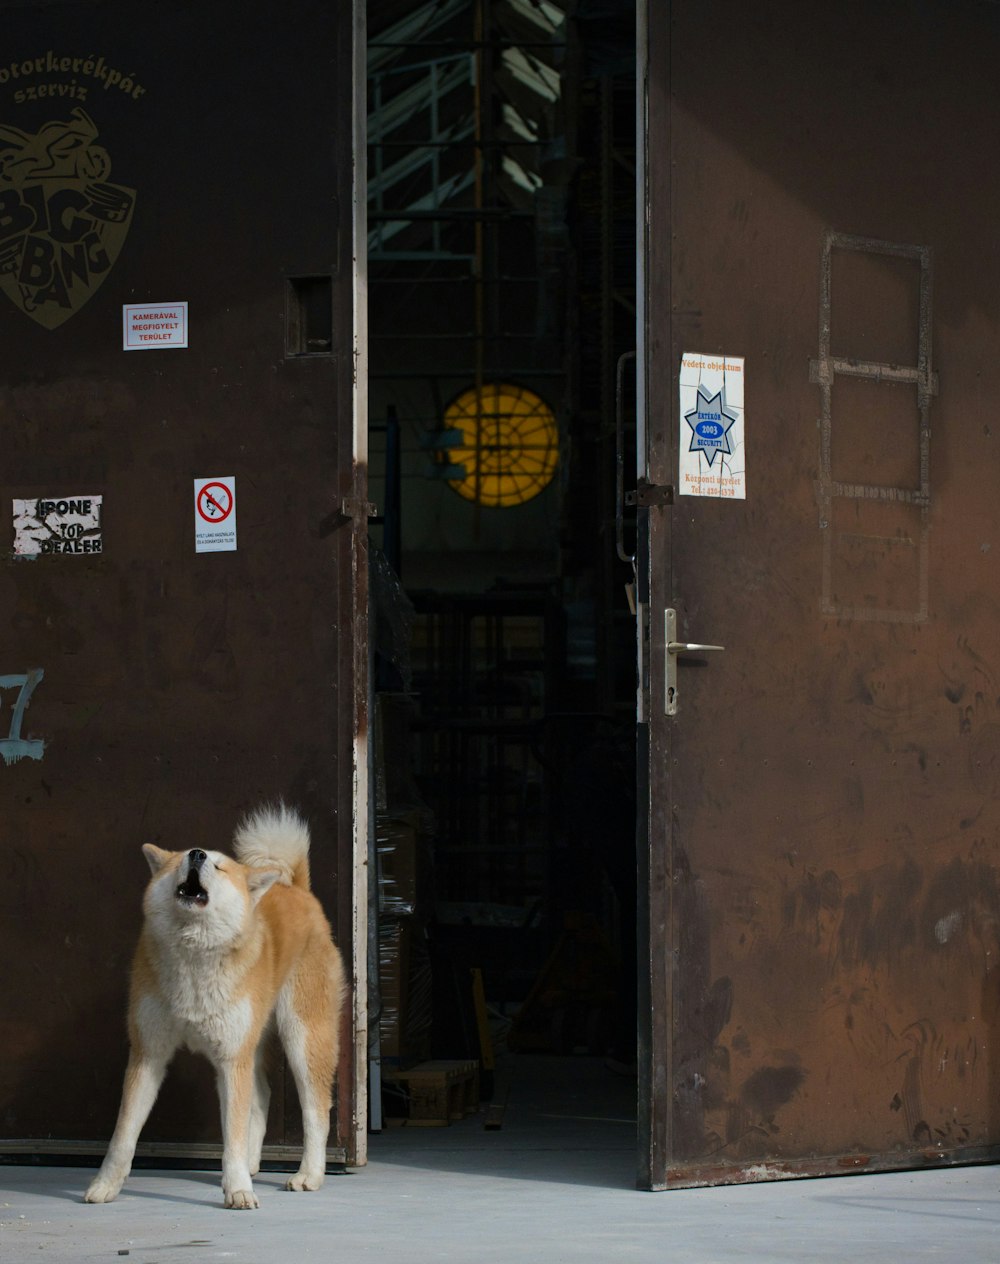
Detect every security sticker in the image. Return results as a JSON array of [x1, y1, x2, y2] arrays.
[[678, 353, 746, 499]]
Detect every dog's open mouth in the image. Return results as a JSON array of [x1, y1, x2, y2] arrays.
[[176, 871, 209, 906]]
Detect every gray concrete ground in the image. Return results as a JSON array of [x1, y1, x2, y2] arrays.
[[3, 1057, 999, 1262]]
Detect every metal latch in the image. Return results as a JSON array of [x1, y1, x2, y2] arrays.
[[317, 495, 379, 536], [665, 608, 724, 715], [626, 478, 674, 508]]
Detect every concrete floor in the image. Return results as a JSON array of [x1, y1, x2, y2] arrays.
[[3, 1057, 999, 1263]]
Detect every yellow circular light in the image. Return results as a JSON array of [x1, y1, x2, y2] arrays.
[[443, 383, 558, 507]]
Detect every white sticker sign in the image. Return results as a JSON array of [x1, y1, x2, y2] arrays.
[[12, 496, 103, 556], [123, 302, 188, 350], [678, 353, 746, 499], [194, 476, 237, 553]]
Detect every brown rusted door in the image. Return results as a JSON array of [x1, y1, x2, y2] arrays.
[[0, 0, 366, 1161], [639, 0, 1000, 1188]]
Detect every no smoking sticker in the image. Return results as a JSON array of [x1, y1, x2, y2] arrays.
[[194, 476, 236, 553]]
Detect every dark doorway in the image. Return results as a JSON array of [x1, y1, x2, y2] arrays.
[[365, 0, 641, 1159]]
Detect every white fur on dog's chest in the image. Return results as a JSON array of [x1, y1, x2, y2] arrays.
[[144, 960, 254, 1059], [181, 994, 253, 1059]]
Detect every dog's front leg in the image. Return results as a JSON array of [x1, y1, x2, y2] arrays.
[[248, 1042, 272, 1177], [217, 1054, 258, 1209], [85, 1052, 169, 1204]]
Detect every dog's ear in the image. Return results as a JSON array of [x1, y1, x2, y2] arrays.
[[246, 868, 282, 903], [142, 844, 171, 874]]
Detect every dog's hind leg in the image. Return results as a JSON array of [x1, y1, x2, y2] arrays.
[[84, 1050, 170, 1203], [277, 961, 341, 1192], [281, 1023, 333, 1191]]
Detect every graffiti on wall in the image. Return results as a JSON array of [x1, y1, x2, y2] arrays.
[[1, 668, 46, 766]]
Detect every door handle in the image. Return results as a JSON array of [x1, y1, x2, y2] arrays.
[[665, 608, 724, 715]]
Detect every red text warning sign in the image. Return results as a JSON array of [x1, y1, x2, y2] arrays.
[[123, 302, 188, 350]]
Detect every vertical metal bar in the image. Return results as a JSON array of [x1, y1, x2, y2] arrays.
[[601, 77, 614, 432], [472, 0, 485, 530], [916, 246, 933, 620], [598, 75, 615, 714], [637, 0, 673, 1193], [917, 246, 933, 494], [635, 1, 650, 474], [817, 232, 835, 614], [372, 73, 385, 254], [430, 60, 441, 256], [367, 619, 381, 1134], [617, 350, 637, 564], [384, 405, 402, 577], [349, 0, 370, 1170]]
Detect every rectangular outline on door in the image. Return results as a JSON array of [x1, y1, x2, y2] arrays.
[[810, 231, 937, 624]]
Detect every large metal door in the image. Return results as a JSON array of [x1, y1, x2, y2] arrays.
[[639, 0, 1000, 1188], [0, 0, 367, 1163]]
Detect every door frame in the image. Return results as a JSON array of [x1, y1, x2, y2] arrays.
[[634, 0, 673, 1192], [348, 0, 371, 1169]]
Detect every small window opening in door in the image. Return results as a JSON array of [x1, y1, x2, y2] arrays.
[[286, 275, 333, 356]]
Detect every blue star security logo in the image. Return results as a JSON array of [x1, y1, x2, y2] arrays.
[[684, 386, 738, 468]]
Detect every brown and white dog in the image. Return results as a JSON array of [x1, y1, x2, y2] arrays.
[[85, 804, 345, 1210]]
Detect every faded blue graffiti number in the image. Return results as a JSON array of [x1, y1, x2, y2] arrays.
[[0, 668, 46, 766]]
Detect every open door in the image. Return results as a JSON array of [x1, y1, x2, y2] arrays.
[[638, 0, 1000, 1188], [0, 0, 368, 1166]]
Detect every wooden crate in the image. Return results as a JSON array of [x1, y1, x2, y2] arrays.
[[382, 1059, 479, 1127]]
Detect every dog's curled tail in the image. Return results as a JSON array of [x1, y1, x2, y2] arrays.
[[233, 802, 312, 890]]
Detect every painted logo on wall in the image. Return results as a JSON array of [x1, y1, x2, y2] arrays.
[[0, 107, 135, 328]]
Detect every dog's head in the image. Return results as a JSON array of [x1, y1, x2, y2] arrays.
[[140, 845, 281, 949]]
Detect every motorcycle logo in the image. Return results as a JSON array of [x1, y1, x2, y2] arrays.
[[0, 107, 134, 329]]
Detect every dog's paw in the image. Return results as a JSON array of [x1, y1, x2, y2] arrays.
[[225, 1189, 259, 1210], [285, 1170, 324, 1192], [84, 1175, 123, 1204]]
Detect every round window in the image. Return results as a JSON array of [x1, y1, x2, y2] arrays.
[[442, 383, 558, 507]]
